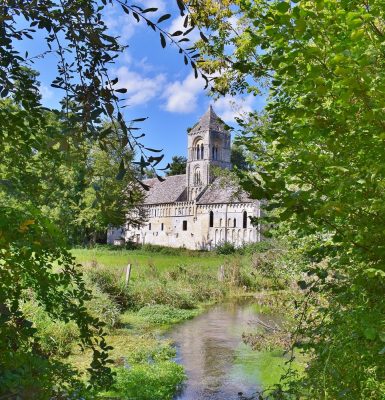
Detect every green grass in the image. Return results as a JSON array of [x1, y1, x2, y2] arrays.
[[71, 247, 227, 276], [66, 247, 295, 398]]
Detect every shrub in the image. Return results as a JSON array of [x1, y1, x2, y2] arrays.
[[87, 286, 121, 328], [129, 281, 196, 310], [21, 301, 79, 357], [215, 241, 236, 255], [238, 240, 276, 255], [83, 264, 132, 309], [113, 361, 185, 400]]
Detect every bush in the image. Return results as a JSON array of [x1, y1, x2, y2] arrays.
[[238, 240, 276, 255], [87, 286, 121, 328], [215, 241, 236, 255], [21, 301, 79, 357], [83, 264, 132, 309], [113, 361, 185, 400], [140, 243, 206, 257], [137, 305, 197, 325]]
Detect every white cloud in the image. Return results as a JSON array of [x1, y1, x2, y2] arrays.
[[168, 15, 200, 42], [115, 66, 166, 106], [40, 85, 54, 102], [213, 95, 255, 123], [104, 4, 137, 41], [103, 0, 166, 42], [162, 72, 205, 113]]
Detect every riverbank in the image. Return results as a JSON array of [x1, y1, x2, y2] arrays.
[[55, 246, 295, 399]]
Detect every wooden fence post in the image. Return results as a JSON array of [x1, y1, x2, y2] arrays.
[[125, 264, 131, 287], [218, 265, 225, 282]]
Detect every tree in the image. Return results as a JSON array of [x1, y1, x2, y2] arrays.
[[166, 155, 187, 176], [230, 144, 250, 171], [0, 0, 205, 397], [0, 98, 113, 398], [190, 0, 385, 398], [76, 133, 144, 244]]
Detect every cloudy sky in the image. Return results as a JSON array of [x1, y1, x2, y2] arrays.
[[19, 0, 265, 166]]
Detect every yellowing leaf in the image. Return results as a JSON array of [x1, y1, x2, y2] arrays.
[[351, 29, 364, 41]]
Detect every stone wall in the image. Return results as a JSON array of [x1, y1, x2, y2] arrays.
[[124, 201, 260, 250]]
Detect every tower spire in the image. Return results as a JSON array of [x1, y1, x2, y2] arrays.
[[186, 105, 231, 201]]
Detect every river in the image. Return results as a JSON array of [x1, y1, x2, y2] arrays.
[[168, 299, 286, 400]]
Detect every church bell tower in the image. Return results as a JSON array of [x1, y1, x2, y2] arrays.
[[186, 105, 231, 201]]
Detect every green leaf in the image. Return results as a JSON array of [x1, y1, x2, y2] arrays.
[[160, 33, 166, 48], [363, 327, 377, 341], [157, 14, 171, 23], [200, 32, 209, 42], [276, 2, 290, 13]]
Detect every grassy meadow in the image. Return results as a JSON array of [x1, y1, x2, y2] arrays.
[[72, 246, 228, 273], [23, 244, 293, 399]]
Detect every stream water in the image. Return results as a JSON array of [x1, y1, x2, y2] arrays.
[[168, 299, 286, 400]]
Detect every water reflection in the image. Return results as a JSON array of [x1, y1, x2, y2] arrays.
[[169, 300, 279, 400]]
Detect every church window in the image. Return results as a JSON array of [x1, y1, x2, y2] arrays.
[[219, 218, 223, 227], [228, 218, 231, 227], [196, 146, 200, 160], [149, 223, 151, 231], [243, 211, 248, 228], [212, 146, 215, 159], [233, 218, 236, 228], [200, 143, 204, 159], [161, 223, 164, 231], [209, 211, 214, 227], [182, 220, 188, 231]]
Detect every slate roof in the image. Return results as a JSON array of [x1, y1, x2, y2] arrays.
[[197, 177, 253, 204], [190, 105, 228, 133], [143, 174, 187, 204], [143, 174, 253, 205]]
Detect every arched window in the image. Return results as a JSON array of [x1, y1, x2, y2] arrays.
[[209, 211, 214, 227], [196, 146, 200, 160], [215, 146, 218, 160], [243, 211, 248, 228], [212, 146, 215, 159], [233, 218, 236, 228], [219, 218, 223, 227], [200, 143, 204, 159]]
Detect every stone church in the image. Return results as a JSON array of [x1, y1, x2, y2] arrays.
[[108, 106, 261, 250]]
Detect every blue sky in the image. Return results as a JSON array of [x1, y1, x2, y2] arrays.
[[19, 0, 265, 166]]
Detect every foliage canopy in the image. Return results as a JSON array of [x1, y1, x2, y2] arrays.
[[190, 0, 385, 397]]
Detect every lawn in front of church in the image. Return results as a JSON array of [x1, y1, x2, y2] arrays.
[[71, 245, 231, 276]]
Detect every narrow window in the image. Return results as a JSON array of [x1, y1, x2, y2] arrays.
[[149, 223, 152, 231], [209, 211, 214, 227], [201, 143, 204, 159], [212, 146, 215, 159], [233, 218, 236, 228], [243, 211, 247, 228], [161, 223, 164, 231], [196, 146, 200, 160], [182, 220, 187, 231]]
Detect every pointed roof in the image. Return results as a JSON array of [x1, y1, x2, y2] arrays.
[[190, 105, 227, 133]]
